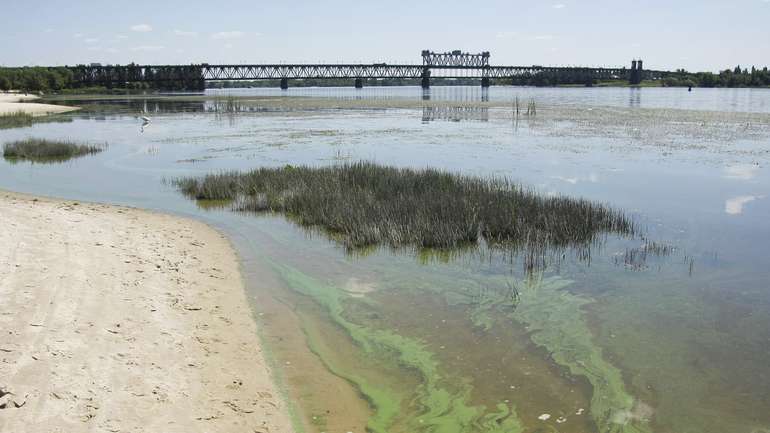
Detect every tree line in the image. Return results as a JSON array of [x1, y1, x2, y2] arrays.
[[0, 67, 75, 92], [661, 66, 770, 88], [0, 66, 198, 92]]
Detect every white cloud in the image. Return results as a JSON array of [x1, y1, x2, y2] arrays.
[[532, 35, 555, 41], [106, 48, 118, 53], [553, 3, 566, 8], [131, 45, 164, 51], [130, 24, 152, 32], [116, 34, 128, 39], [73, 33, 84, 39], [224, 43, 233, 49], [173, 29, 198, 37], [84, 38, 99, 44], [211, 31, 244, 40], [44, 28, 54, 33]]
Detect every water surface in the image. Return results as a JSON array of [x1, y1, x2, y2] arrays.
[[1, 86, 769, 433]]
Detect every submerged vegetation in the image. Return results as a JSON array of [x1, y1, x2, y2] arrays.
[[275, 260, 651, 433], [3, 138, 104, 162], [276, 262, 526, 433], [174, 162, 635, 267]]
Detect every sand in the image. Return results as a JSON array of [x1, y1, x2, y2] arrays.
[[0, 93, 79, 116], [0, 191, 294, 433]]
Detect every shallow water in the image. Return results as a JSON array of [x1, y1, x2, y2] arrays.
[[2, 86, 769, 433]]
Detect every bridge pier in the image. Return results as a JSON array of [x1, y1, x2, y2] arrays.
[[629, 60, 643, 85], [421, 68, 431, 89], [280, 78, 289, 90], [354, 78, 363, 89], [481, 77, 490, 88]]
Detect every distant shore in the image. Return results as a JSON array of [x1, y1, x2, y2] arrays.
[[0, 92, 79, 116], [0, 190, 294, 433]]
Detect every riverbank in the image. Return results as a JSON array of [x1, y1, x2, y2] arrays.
[[0, 93, 79, 116], [0, 191, 293, 433]]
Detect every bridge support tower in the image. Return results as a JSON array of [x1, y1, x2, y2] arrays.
[[629, 60, 643, 85], [481, 77, 490, 88], [421, 68, 431, 89], [280, 78, 289, 90], [354, 78, 363, 89]]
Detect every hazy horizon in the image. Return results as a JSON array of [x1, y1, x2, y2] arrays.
[[2, 0, 769, 72]]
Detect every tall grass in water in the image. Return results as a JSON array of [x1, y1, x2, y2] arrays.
[[212, 95, 243, 113], [0, 111, 34, 129], [174, 163, 635, 265], [0, 111, 73, 130], [3, 138, 104, 162]]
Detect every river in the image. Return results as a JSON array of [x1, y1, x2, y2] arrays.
[[1, 86, 769, 433]]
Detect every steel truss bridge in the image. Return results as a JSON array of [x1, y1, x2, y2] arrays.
[[70, 50, 666, 89]]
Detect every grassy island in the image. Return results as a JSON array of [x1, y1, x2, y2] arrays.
[[3, 138, 104, 162], [175, 162, 635, 255]]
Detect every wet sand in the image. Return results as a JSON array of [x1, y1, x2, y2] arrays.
[[0, 93, 78, 115], [0, 190, 293, 433]]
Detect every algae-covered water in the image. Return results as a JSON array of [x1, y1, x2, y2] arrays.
[[1, 86, 769, 433]]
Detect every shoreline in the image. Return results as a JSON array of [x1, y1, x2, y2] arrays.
[[0, 190, 294, 433], [0, 92, 79, 116]]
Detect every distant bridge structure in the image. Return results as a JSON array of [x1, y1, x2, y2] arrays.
[[70, 50, 662, 90]]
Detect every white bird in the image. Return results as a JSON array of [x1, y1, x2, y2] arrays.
[[141, 116, 151, 122]]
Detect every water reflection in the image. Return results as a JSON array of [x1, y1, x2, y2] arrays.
[[725, 195, 762, 215], [421, 105, 489, 123], [628, 87, 641, 107]]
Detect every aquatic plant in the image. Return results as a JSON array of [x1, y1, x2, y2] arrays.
[[616, 241, 674, 271], [0, 110, 73, 130], [526, 98, 537, 116], [174, 162, 635, 266], [0, 111, 35, 129], [3, 138, 104, 162], [211, 94, 244, 113]]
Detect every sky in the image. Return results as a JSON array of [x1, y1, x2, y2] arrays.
[[1, 0, 769, 72]]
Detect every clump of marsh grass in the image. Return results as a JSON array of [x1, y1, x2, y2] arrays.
[[3, 138, 105, 162], [173, 163, 636, 264], [0, 111, 35, 129], [0, 111, 73, 130]]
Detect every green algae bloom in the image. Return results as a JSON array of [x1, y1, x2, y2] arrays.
[[275, 263, 525, 433]]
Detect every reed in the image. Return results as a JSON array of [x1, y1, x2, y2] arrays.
[[3, 138, 104, 162], [211, 95, 243, 113], [0, 111, 34, 129], [174, 163, 635, 257], [526, 99, 537, 116], [0, 111, 73, 130], [513, 96, 520, 118]]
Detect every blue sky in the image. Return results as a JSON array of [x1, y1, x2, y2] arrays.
[[1, 0, 769, 71]]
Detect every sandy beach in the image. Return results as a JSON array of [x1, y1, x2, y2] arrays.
[[0, 191, 293, 433], [0, 93, 79, 116]]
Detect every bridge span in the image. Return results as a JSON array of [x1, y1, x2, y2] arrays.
[[70, 50, 664, 90]]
